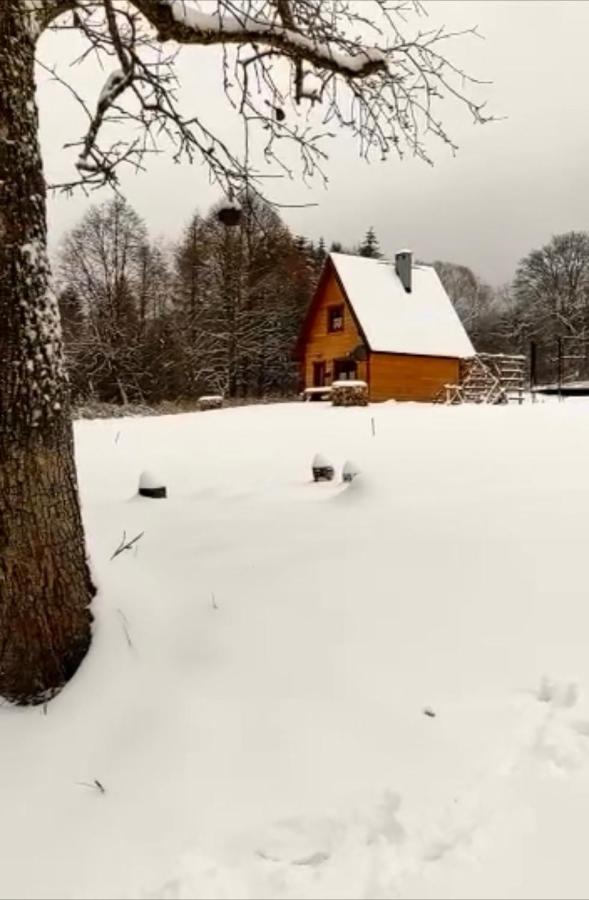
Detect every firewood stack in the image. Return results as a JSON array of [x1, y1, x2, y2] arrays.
[[331, 380, 369, 407]]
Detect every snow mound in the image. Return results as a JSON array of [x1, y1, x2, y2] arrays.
[[537, 676, 579, 709], [342, 459, 360, 482], [138, 469, 164, 490]]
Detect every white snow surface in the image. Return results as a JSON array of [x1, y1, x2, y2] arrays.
[[4, 400, 589, 898], [300, 70, 323, 101], [138, 469, 164, 491], [213, 197, 242, 214], [332, 380, 367, 388], [330, 253, 475, 358]]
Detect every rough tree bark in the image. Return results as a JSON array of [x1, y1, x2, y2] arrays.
[[0, 1, 94, 705]]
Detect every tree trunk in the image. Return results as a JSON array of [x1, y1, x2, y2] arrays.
[[0, 1, 94, 705]]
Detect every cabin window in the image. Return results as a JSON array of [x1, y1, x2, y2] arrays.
[[327, 305, 344, 333], [333, 359, 357, 381]]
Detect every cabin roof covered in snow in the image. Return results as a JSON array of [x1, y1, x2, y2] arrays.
[[307, 253, 475, 359]]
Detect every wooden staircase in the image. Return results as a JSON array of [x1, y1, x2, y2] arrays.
[[436, 353, 527, 405]]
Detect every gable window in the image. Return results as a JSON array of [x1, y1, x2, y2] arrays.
[[327, 305, 344, 333]]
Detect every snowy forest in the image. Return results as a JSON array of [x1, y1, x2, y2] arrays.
[[56, 194, 589, 404]]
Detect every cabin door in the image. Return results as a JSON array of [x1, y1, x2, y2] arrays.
[[313, 362, 326, 387]]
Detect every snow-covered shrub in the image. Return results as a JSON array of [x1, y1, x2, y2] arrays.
[[331, 380, 368, 407], [198, 395, 224, 411], [342, 460, 360, 482], [138, 470, 167, 499], [312, 453, 334, 482]]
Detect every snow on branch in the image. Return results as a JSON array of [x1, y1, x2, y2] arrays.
[[148, 0, 388, 78], [98, 69, 127, 106], [73, 66, 134, 179]]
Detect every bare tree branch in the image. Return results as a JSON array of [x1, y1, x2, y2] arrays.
[[41, 0, 492, 201], [128, 0, 390, 77]]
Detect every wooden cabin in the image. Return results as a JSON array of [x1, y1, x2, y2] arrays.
[[295, 251, 475, 402]]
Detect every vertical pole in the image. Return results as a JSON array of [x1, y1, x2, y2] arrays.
[[557, 337, 563, 402], [530, 340, 537, 403]]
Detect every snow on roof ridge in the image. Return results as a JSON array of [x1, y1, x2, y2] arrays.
[[329, 253, 474, 359], [329, 251, 431, 268]]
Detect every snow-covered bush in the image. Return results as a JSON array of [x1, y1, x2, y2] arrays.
[[198, 395, 224, 411], [331, 380, 368, 407], [138, 470, 167, 499], [342, 460, 360, 482], [312, 453, 334, 482]]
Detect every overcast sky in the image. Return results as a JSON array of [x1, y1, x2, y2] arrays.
[[37, 1, 589, 286]]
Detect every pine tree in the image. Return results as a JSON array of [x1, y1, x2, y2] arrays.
[[315, 237, 327, 266], [358, 227, 382, 258]]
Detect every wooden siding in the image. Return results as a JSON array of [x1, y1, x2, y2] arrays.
[[303, 271, 367, 386], [369, 353, 459, 402]]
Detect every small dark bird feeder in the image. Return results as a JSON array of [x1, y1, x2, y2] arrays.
[[312, 453, 334, 482], [138, 470, 167, 499], [216, 198, 242, 227]]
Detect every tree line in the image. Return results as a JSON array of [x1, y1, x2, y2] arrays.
[[57, 197, 589, 405], [433, 232, 589, 386], [56, 198, 394, 405]]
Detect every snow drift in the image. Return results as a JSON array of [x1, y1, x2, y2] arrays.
[[2, 400, 589, 899]]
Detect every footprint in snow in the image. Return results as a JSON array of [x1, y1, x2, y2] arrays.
[[517, 677, 589, 774]]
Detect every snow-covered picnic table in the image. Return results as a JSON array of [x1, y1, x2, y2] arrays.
[[302, 386, 332, 401]]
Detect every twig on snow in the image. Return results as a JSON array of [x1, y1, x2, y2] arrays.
[[117, 609, 133, 647], [110, 530, 145, 560], [77, 779, 107, 794]]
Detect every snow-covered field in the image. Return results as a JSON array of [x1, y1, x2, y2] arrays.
[[3, 399, 589, 899]]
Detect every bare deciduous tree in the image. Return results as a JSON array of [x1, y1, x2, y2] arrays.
[[514, 232, 589, 340], [510, 232, 589, 383], [0, 0, 489, 703], [433, 260, 494, 345], [59, 197, 158, 402]]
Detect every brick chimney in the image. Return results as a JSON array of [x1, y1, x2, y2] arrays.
[[395, 250, 412, 293]]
